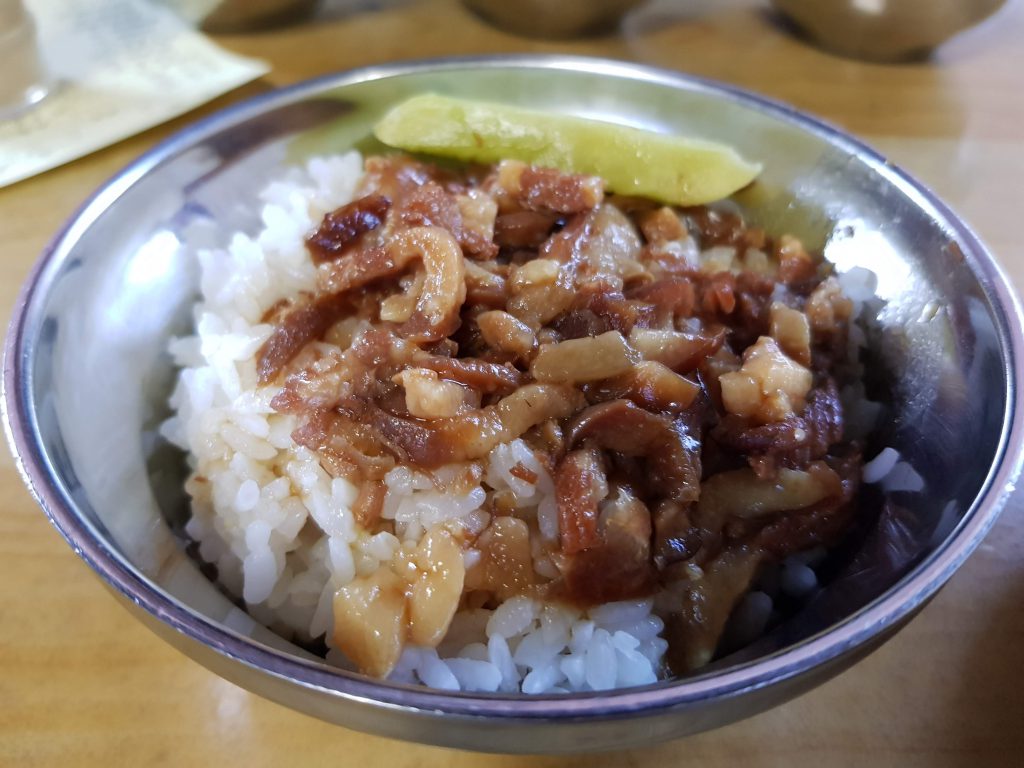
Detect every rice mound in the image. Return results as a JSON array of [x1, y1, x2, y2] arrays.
[[161, 153, 667, 692]]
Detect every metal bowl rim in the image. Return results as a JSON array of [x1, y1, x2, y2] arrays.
[[5, 53, 1023, 720]]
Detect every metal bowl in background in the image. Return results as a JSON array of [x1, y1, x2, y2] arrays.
[[4, 56, 1024, 753], [772, 0, 1009, 61], [461, 0, 644, 38], [171, 0, 322, 33]]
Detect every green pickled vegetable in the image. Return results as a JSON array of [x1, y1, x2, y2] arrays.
[[373, 93, 762, 206]]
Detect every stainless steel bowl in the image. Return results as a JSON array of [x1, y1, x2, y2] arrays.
[[5, 56, 1023, 753], [461, 0, 644, 38], [772, 0, 1008, 61], [183, 0, 322, 33]]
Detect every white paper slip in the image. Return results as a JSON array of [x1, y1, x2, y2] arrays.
[[0, 0, 270, 189]]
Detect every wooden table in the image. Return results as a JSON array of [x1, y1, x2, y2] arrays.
[[2, 1, 1023, 765]]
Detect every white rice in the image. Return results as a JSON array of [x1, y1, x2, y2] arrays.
[[862, 446, 925, 492], [161, 153, 665, 692]]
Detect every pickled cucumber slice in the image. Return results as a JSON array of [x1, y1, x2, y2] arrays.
[[373, 93, 762, 205]]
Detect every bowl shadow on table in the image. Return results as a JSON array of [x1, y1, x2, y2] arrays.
[[314, 0, 419, 24]]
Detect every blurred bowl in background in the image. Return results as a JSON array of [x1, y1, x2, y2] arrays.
[[462, 0, 644, 38], [182, 0, 321, 33], [772, 0, 1008, 61]]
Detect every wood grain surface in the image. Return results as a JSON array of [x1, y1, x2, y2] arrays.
[[2, 1, 1023, 765]]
